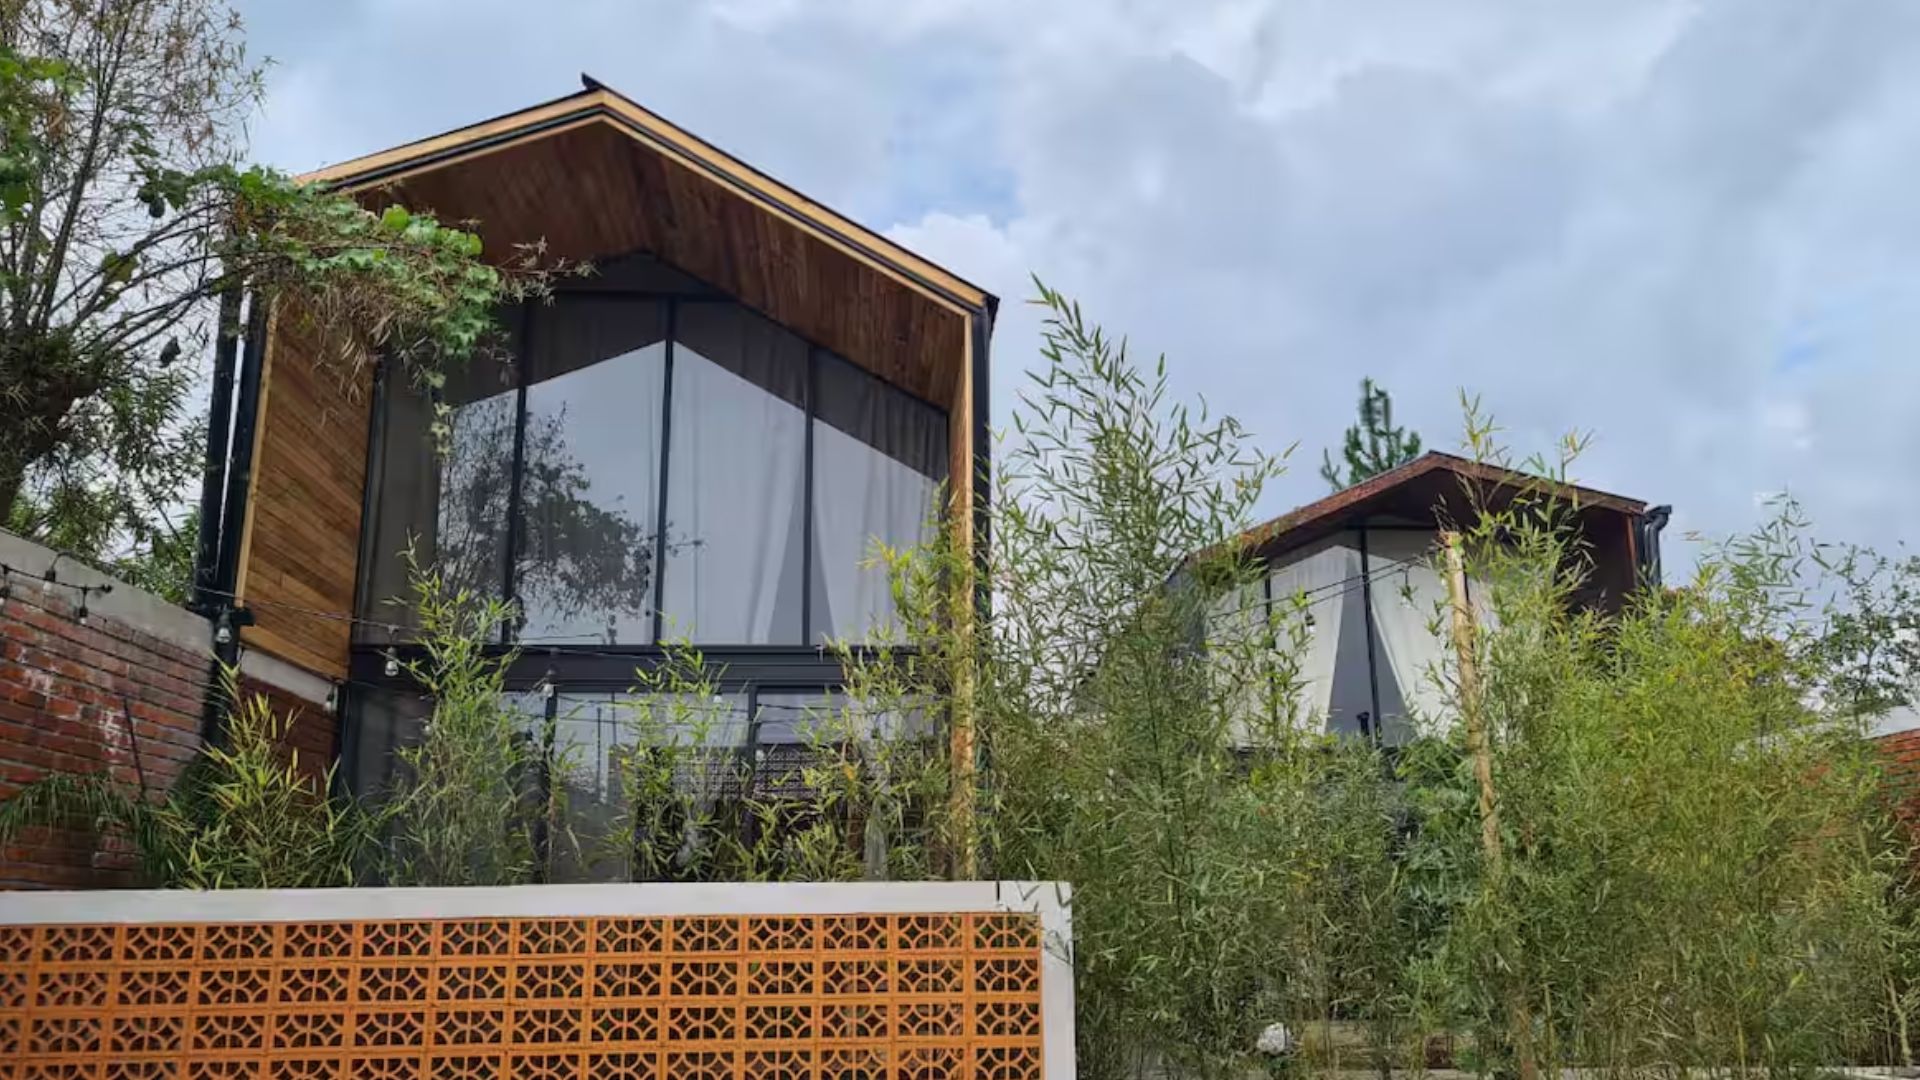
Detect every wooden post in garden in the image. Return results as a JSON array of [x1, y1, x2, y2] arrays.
[[948, 530, 979, 881], [1443, 532, 1498, 872], [949, 685, 977, 879], [1443, 530, 1536, 1080]]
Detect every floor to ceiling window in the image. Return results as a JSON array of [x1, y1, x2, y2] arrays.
[[355, 260, 951, 650], [810, 350, 947, 644], [347, 256, 968, 884], [661, 301, 809, 644]]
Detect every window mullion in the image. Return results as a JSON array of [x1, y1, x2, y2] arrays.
[[802, 347, 817, 643], [651, 299, 677, 643], [502, 303, 534, 644]]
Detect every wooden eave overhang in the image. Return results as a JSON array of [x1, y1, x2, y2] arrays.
[[294, 81, 994, 412], [1237, 451, 1647, 563]]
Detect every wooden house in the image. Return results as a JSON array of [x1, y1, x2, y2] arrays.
[[190, 78, 994, 839], [1228, 451, 1666, 745]]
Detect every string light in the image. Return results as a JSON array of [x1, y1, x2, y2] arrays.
[[0, 559, 114, 621]]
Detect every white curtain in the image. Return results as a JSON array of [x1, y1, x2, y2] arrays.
[[1267, 539, 1359, 733], [1207, 578, 1268, 743], [808, 348, 946, 644], [663, 302, 809, 644], [811, 423, 935, 642], [664, 349, 805, 642], [1364, 529, 1453, 733]]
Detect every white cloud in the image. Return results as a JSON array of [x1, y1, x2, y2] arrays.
[[238, 0, 1920, 563]]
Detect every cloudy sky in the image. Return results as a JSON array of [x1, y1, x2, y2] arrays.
[[237, 0, 1920, 567]]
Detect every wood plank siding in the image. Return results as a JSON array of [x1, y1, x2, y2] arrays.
[[232, 84, 993, 680], [355, 120, 970, 408], [235, 312, 371, 678]]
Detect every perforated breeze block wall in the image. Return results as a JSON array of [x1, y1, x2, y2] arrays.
[[0, 881, 1074, 1079]]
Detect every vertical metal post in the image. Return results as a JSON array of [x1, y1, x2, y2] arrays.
[[533, 673, 558, 884], [1356, 522, 1384, 747], [800, 349, 816, 641], [349, 359, 390, 636], [191, 287, 243, 613], [199, 292, 269, 744], [211, 293, 269, 600], [969, 308, 992, 623], [502, 303, 534, 643], [651, 300, 677, 642]]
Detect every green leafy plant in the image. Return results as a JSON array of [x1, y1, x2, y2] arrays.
[[1397, 415, 1917, 1077], [0, 0, 559, 592], [0, 684, 384, 888], [950, 281, 1419, 1078], [378, 555, 549, 887], [589, 632, 950, 886], [1321, 376, 1423, 490]]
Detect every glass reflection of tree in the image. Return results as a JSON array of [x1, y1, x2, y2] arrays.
[[436, 395, 655, 640]]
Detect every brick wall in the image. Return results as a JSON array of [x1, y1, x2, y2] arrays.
[[1877, 725, 1920, 838], [0, 570, 209, 889], [0, 531, 336, 889]]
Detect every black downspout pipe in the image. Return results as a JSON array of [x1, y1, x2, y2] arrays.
[[1639, 504, 1672, 588], [190, 287, 243, 614], [200, 292, 269, 742], [1356, 522, 1384, 748], [970, 307, 992, 625], [212, 293, 269, 607]]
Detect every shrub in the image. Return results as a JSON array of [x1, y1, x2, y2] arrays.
[[0, 683, 383, 888]]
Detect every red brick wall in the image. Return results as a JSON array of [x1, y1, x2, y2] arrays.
[[1878, 726, 1920, 837], [0, 554, 337, 889], [0, 583, 208, 888]]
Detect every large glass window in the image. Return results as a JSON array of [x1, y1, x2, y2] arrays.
[[357, 334, 519, 642], [1262, 533, 1413, 746], [515, 297, 668, 643], [810, 350, 947, 642], [355, 278, 953, 649], [661, 302, 808, 644]]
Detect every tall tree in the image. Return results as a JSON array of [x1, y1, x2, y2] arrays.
[[1320, 376, 1422, 490], [0, 0, 547, 589]]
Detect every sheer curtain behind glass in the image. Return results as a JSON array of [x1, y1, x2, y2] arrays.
[[1365, 529, 1452, 736], [517, 297, 667, 644], [663, 302, 808, 644], [810, 349, 947, 643], [356, 338, 518, 641], [1265, 539, 1358, 731]]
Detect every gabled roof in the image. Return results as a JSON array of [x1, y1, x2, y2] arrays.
[[300, 76, 995, 320], [1242, 451, 1647, 559]]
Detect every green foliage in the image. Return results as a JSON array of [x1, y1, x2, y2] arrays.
[[0, 0, 555, 582], [589, 633, 951, 886], [1321, 377, 1422, 490], [378, 555, 545, 887], [952, 281, 1419, 1077], [1808, 541, 1920, 718], [1394, 416, 1917, 1076], [0, 44, 74, 223], [0, 685, 384, 888]]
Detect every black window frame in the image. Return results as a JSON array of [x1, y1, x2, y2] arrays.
[[345, 253, 963, 792]]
